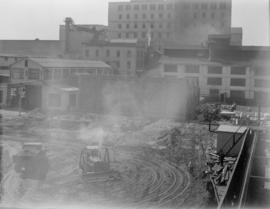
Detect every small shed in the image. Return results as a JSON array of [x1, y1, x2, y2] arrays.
[[216, 125, 247, 157]]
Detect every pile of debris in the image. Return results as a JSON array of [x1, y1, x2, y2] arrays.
[[206, 153, 236, 186]]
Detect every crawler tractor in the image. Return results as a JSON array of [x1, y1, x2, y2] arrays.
[[79, 145, 121, 180], [13, 142, 49, 180]]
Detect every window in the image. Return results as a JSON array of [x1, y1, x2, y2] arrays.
[[25, 60, 28, 67], [183, 3, 190, 9], [220, 3, 226, 9], [115, 61, 120, 68], [255, 91, 270, 104], [126, 23, 130, 29], [255, 79, 269, 88], [44, 69, 52, 80], [134, 23, 138, 28], [142, 14, 146, 19], [4, 57, 8, 61], [85, 49, 89, 57], [158, 4, 164, 10], [125, 33, 129, 38], [158, 32, 162, 38], [210, 3, 217, 9], [12, 68, 24, 79], [221, 12, 225, 18], [142, 23, 146, 28], [164, 64, 177, 72], [69, 94, 77, 107], [185, 65, 199, 73], [118, 24, 122, 29], [126, 14, 130, 19], [119, 14, 122, 19], [118, 33, 121, 38], [168, 13, 171, 19], [48, 93, 61, 107], [142, 4, 147, 10], [28, 68, 40, 80], [127, 50, 131, 58], [116, 50, 120, 57], [141, 32, 146, 38], [208, 66, 222, 74], [201, 3, 207, 9], [125, 5, 131, 10], [207, 77, 222, 85], [133, 5, 139, 10], [193, 13, 197, 19], [167, 23, 171, 29], [159, 23, 163, 28], [231, 66, 246, 75], [150, 23, 154, 29], [95, 49, 99, 57], [202, 12, 206, 18], [211, 13, 215, 19], [150, 4, 156, 10], [209, 89, 219, 97], [118, 5, 123, 11], [134, 14, 138, 19], [167, 4, 173, 10], [63, 69, 70, 78], [53, 69, 61, 80], [151, 14, 154, 19], [106, 49, 110, 57], [192, 3, 199, 9], [230, 78, 246, 86], [133, 32, 137, 38], [0, 90, 3, 103], [159, 13, 163, 19], [127, 61, 131, 69]]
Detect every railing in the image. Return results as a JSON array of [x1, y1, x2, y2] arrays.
[[218, 129, 256, 208]]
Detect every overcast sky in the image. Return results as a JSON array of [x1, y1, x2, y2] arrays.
[[0, 0, 269, 46]]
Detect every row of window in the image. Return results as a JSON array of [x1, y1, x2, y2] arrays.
[[117, 2, 227, 12], [193, 12, 226, 19], [118, 13, 172, 20], [118, 3, 173, 11], [186, 2, 227, 10], [207, 78, 246, 86], [164, 64, 249, 75], [85, 49, 133, 58], [117, 31, 171, 39], [118, 22, 172, 30]]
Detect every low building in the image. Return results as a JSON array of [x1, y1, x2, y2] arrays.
[[8, 58, 112, 112], [154, 41, 270, 105], [82, 39, 146, 75]]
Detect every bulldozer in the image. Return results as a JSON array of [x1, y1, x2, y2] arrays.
[[13, 142, 49, 181]]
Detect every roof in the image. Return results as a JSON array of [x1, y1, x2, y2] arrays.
[[83, 39, 143, 47], [0, 40, 62, 57], [30, 58, 110, 69], [216, 125, 247, 134], [160, 56, 220, 65]]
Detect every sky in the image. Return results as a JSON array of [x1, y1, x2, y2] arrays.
[[0, 0, 269, 46]]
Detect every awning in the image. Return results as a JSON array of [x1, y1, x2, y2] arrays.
[[0, 70, 10, 77], [61, 87, 79, 92]]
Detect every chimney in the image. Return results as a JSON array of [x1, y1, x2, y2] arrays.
[[65, 17, 73, 54]]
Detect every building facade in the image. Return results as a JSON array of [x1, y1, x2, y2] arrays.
[[82, 39, 146, 75], [157, 45, 270, 105], [108, 0, 231, 48], [8, 58, 112, 111]]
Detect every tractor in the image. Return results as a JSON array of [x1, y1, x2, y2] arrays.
[[13, 142, 49, 181], [79, 145, 111, 175]]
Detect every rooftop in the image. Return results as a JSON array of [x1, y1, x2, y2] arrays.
[[30, 58, 110, 69], [216, 125, 247, 134]]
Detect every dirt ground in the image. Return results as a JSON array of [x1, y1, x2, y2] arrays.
[[0, 110, 214, 209]]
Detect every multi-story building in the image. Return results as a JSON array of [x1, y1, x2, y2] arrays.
[[108, 0, 231, 48], [155, 40, 270, 105], [82, 39, 146, 75]]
